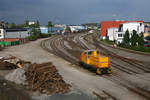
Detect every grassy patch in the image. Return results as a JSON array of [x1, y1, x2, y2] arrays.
[[118, 44, 150, 53], [99, 39, 114, 45]]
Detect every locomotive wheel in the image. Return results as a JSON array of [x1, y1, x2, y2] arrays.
[[96, 68, 101, 75], [107, 68, 112, 74]]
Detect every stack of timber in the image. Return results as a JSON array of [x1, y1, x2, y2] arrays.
[[25, 62, 71, 94]]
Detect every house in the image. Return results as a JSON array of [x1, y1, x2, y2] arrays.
[[100, 20, 144, 39]]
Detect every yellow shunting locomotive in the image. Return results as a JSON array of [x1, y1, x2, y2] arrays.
[[79, 50, 112, 74]]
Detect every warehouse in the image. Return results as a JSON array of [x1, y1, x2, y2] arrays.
[[0, 28, 30, 39], [40, 26, 49, 34]]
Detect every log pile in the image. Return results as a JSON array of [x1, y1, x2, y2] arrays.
[[25, 62, 71, 94]]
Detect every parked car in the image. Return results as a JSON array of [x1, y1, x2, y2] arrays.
[[144, 42, 150, 47]]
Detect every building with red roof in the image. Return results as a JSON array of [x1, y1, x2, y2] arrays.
[[100, 21, 144, 39]]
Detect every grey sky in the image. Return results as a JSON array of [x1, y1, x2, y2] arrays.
[[0, 0, 150, 25]]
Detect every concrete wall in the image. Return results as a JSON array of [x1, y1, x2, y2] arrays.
[[121, 22, 144, 34]]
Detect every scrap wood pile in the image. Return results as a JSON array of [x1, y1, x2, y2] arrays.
[[0, 56, 30, 70], [25, 62, 71, 94], [0, 57, 18, 70], [0, 60, 18, 70], [0, 56, 71, 95]]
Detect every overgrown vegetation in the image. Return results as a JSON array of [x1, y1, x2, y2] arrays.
[[27, 28, 51, 41], [100, 38, 114, 45]]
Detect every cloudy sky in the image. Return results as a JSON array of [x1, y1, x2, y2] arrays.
[[0, 0, 150, 25]]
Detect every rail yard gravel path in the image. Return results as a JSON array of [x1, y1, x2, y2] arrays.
[[0, 37, 149, 100]]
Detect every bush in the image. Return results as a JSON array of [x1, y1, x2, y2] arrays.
[[40, 34, 51, 38], [27, 35, 37, 41]]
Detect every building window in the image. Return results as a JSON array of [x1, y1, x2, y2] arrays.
[[119, 24, 123, 32], [118, 34, 123, 37]]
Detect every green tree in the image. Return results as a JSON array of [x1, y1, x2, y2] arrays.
[[5, 22, 9, 28], [24, 20, 29, 27], [130, 30, 138, 46], [123, 29, 130, 45], [36, 20, 40, 27], [138, 33, 144, 46], [10, 22, 17, 28], [48, 21, 53, 27]]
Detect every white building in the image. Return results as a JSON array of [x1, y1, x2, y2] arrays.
[[28, 21, 35, 25], [0, 28, 30, 39], [107, 27, 118, 41], [118, 22, 144, 34], [69, 25, 86, 33], [106, 22, 145, 44], [54, 24, 66, 28], [0, 29, 5, 39], [115, 22, 144, 44]]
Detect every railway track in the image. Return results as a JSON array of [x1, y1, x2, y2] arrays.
[[41, 36, 78, 64], [102, 74, 150, 100], [41, 33, 150, 100], [83, 33, 150, 74]]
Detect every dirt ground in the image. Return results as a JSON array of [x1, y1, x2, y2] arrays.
[[0, 76, 31, 100], [0, 38, 148, 100]]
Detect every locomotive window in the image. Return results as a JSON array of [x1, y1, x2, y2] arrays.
[[84, 51, 92, 55], [88, 51, 92, 55], [84, 52, 87, 55], [97, 51, 100, 54]]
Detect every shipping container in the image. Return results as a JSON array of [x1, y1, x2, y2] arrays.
[[4, 42, 11, 46]]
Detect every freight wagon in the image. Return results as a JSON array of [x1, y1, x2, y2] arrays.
[[79, 50, 112, 74]]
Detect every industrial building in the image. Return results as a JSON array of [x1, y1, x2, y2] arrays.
[[100, 21, 144, 39], [100, 20, 145, 44], [115, 22, 144, 44], [49, 27, 65, 34], [0, 28, 30, 39], [40, 26, 49, 34]]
